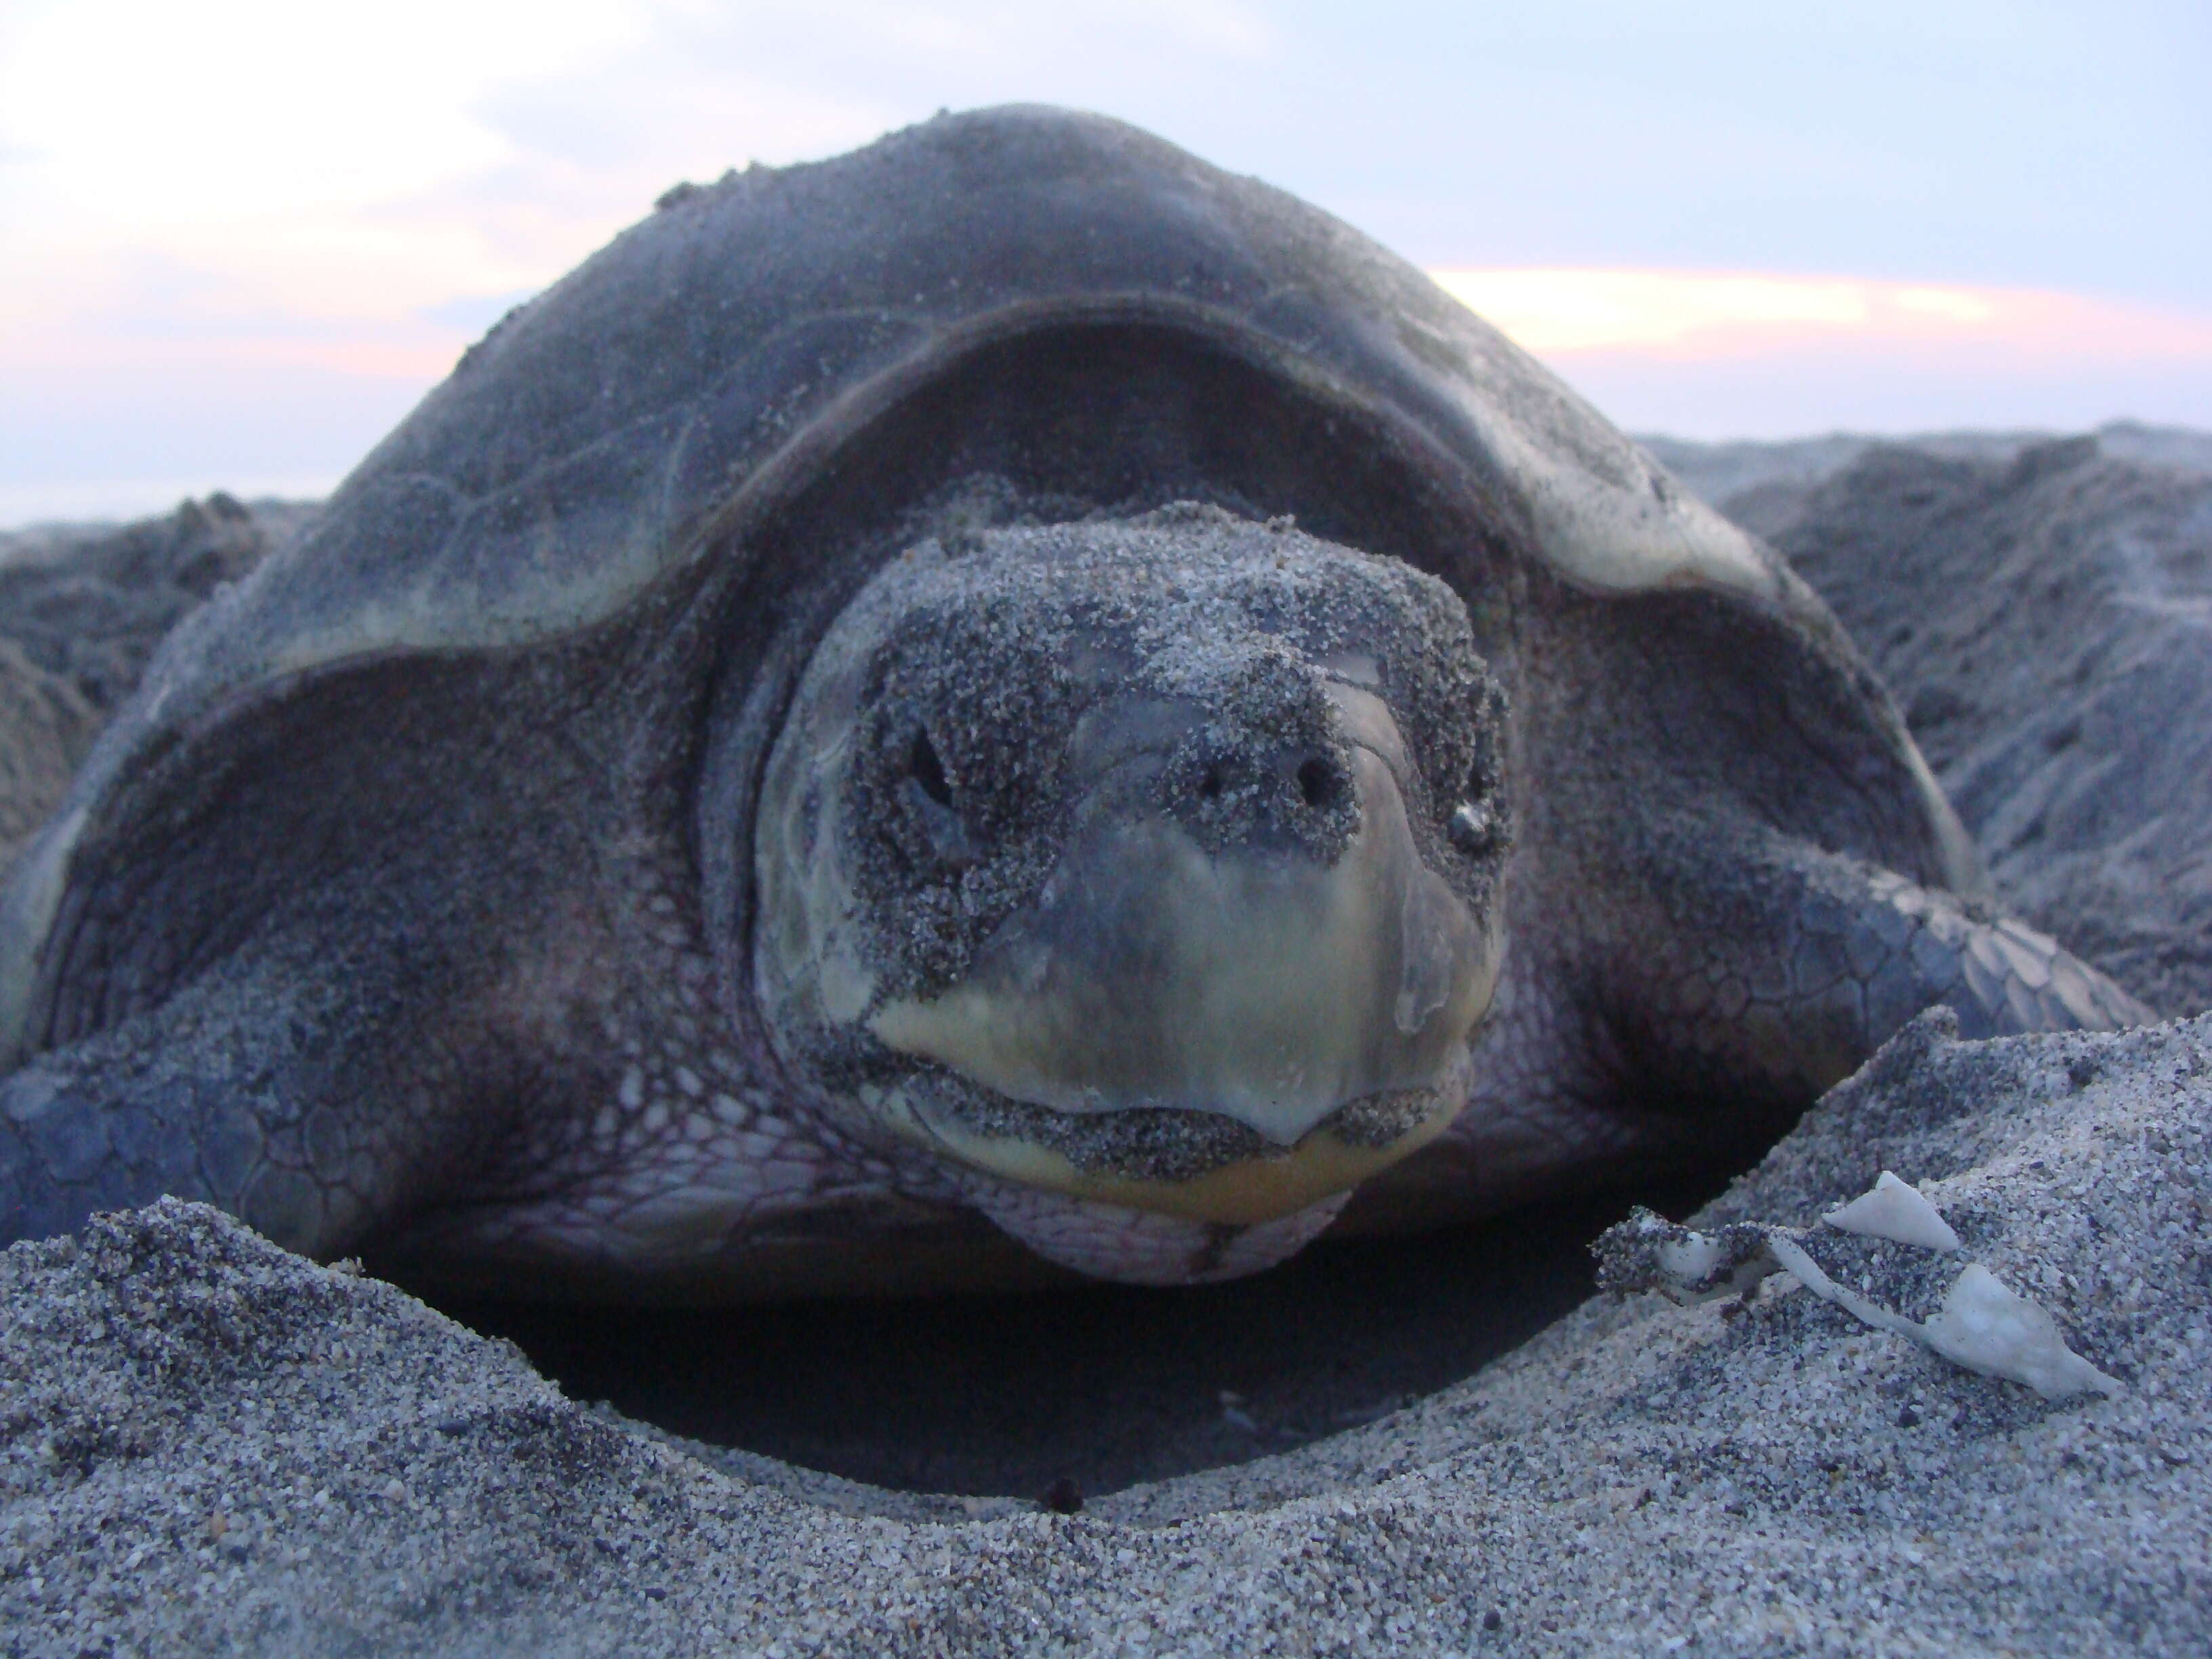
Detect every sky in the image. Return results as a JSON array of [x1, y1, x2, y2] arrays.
[[2, 0, 2207, 523]]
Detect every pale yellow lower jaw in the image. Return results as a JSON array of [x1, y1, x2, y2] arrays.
[[864, 728, 1498, 1148], [890, 1086, 1468, 1225]]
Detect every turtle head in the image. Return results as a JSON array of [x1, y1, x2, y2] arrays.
[[753, 504, 1510, 1280]]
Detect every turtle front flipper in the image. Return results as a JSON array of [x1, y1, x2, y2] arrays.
[[1366, 820, 2154, 1236], [1597, 817, 2154, 1135], [0, 904, 470, 1255], [0, 646, 632, 1260]]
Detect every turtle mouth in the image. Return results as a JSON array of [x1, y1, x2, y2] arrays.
[[859, 1061, 1473, 1225], [844, 724, 1504, 1223]]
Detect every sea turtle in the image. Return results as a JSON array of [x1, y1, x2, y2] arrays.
[[0, 107, 2148, 1297]]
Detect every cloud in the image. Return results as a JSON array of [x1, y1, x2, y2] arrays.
[[0, 0, 649, 226], [0, 0, 1279, 385]]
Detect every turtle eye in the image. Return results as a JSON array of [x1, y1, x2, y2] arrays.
[[909, 730, 953, 807], [901, 727, 980, 870]]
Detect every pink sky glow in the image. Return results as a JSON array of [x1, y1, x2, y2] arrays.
[[5, 3, 2206, 523], [1432, 270, 2212, 365]]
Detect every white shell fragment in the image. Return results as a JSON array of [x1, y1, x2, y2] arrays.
[[1822, 1171, 1963, 1253], [1597, 1174, 2126, 1403], [1605, 1210, 1778, 1305], [1921, 1265, 2124, 1401], [1654, 1230, 1727, 1289]]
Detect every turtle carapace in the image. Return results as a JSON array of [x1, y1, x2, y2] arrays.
[[0, 107, 2147, 1296]]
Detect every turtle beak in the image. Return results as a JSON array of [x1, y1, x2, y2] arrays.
[[864, 684, 1503, 1218]]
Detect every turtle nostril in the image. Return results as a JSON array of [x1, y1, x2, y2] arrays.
[[1198, 765, 1225, 801], [1296, 756, 1340, 811], [909, 730, 953, 807]]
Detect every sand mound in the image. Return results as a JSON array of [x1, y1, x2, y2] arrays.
[[4, 1010, 2207, 1656]]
